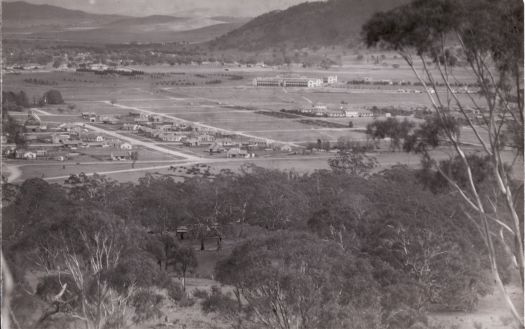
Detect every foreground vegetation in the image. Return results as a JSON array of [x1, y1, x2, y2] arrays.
[[2, 155, 519, 328]]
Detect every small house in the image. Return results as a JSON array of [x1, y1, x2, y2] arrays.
[[183, 138, 200, 147], [226, 147, 248, 158], [176, 226, 189, 240], [345, 111, 359, 118], [209, 143, 225, 154], [120, 143, 133, 150], [198, 134, 215, 144], [16, 150, 37, 160], [110, 151, 131, 161], [35, 149, 48, 157]]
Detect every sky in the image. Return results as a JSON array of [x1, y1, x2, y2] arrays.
[[8, 0, 318, 17]]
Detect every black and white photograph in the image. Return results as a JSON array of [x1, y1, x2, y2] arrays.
[[1, 0, 524, 328]]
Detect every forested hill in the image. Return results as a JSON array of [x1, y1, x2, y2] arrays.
[[210, 0, 410, 50]]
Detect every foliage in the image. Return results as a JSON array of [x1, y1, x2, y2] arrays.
[[192, 288, 209, 300], [215, 231, 382, 329], [200, 286, 238, 316], [328, 142, 377, 176], [3, 164, 504, 328], [2, 90, 30, 110], [167, 281, 194, 307], [129, 289, 164, 324], [363, 0, 524, 325], [2, 111, 27, 146], [41, 89, 64, 105], [366, 117, 415, 151], [173, 246, 198, 290]]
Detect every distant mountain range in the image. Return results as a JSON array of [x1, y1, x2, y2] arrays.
[[3, 0, 410, 47], [211, 0, 411, 50], [2, 1, 248, 44], [2, 0, 119, 20]]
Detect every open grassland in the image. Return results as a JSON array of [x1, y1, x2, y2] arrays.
[[3, 65, 495, 185], [294, 89, 484, 109]]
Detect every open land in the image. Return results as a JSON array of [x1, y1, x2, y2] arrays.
[[3, 62, 522, 183]]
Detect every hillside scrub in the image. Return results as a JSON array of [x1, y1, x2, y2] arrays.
[[2, 164, 511, 328]]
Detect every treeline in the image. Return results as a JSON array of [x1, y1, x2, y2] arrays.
[[347, 79, 480, 87], [2, 90, 30, 111], [2, 160, 515, 328], [3, 89, 64, 110], [23, 78, 58, 86]]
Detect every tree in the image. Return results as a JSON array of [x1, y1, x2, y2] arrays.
[[10, 208, 150, 329], [173, 247, 197, 291], [215, 232, 382, 329], [366, 117, 415, 151], [41, 90, 64, 105], [130, 151, 139, 169], [2, 112, 27, 147], [363, 0, 524, 325], [328, 142, 377, 177]]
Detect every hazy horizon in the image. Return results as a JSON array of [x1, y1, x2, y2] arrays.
[[4, 0, 319, 17]]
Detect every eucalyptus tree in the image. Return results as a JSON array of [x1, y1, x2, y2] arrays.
[[363, 0, 523, 324]]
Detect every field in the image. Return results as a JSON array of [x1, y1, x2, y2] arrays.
[[3, 60, 505, 185]]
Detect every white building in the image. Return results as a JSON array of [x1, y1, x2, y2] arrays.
[[120, 143, 133, 150], [345, 111, 360, 118], [324, 76, 338, 84]]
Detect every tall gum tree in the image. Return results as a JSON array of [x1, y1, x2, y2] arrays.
[[363, 0, 523, 326]]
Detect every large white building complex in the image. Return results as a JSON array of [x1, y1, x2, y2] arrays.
[[253, 75, 338, 88]]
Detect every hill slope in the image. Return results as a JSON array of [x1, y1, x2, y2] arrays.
[[2, 1, 125, 24], [211, 0, 410, 50], [2, 1, 248, 44]]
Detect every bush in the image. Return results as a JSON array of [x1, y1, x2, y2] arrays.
[[193, 288, 209, 299], [201, 286, 238, 315], [178, 296, 196, 307], [167, 281, 185, 302], [42, 89, 64, 104], [167, 281, 195, 307], [130, 289, 164, 323]]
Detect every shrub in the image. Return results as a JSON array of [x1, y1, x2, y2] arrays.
[[167, 281, 185, 302], [201, 286, 238, 315], [42, 89, 64, 104], [178, 296, 196, 308], [130, 289, 164, 323], [193, 288, 209, 299], [167, 281, 194, 307]]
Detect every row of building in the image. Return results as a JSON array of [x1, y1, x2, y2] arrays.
[[252, 75, 338, 88], [297, 104, 374, 118]]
